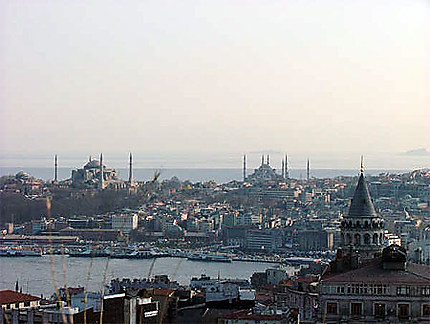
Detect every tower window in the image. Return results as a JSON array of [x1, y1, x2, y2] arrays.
[[354, 234, 361, 245], [364, 234, 370, 244]]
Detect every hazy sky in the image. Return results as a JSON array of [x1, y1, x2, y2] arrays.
[[1, 0, 429, 162]]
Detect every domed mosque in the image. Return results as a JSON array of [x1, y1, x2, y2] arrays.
[[71, 154, 119, 189]]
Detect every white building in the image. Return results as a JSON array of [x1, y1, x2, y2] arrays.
[[111, 214, 138, 233]]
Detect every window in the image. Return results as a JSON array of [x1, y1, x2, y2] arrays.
[[364, 233, 370, 244], [374, 303, 385, 317], [351, 303, 362, 316], [396, 286, 410, 296], [327, 302, 338, 315], [346, 234, 352, 244], [335, 286, 344, 294], [354, 234, 360, 245], [398, 304, 409, 319], [24, 301, 30, 307], [423, 304, 430, 317]]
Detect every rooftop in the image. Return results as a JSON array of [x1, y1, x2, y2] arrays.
[[347, 172, 377, 218], [0, 290, 40, 305], [323, 260, 430, 285], [220, 309, 281, 320]]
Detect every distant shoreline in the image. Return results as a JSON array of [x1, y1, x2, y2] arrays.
[[0, 167, 417, 183]]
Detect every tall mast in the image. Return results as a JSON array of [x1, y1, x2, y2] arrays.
[[54, 154, 58, 183], [129, 152, 133, 184], [281, 158, 285, 178], [243, 154, 246, 182], [306, 158, 310, 181], [99, 153, 104, 189]]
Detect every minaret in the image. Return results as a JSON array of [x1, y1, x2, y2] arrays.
[[281, 158, 285, 178], [267, 155, 270, 165], [54, 154, 58, 183], [285, 154, 289, 179], [243, 154, 247, 182], [261, 154, 264, 166], [99, 153, 104, 190], [306, 158, 310, 181], [341, 157, 384, 260], [128, 152, 133, 184]]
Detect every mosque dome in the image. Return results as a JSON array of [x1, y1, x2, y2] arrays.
[[84, 159, 101, 169], [16, 171, 30, 179]]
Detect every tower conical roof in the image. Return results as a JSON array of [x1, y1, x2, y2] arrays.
[[347, 172, 377, 217]]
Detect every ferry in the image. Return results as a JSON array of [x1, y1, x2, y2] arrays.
[[187, 252, 232, 263], [0, 247, 42, 257]]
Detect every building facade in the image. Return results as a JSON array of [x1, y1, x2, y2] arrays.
[[319, 168, 430, 323]]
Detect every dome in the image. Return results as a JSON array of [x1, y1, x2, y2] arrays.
[[84, 159, 101, 169], [16, 171, 30, 179]]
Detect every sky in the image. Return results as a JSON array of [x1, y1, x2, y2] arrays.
[[1, 0, 429, 168]]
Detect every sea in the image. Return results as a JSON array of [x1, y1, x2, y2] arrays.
[[0, 151, 428, 183], [0, 167, 421, 184], [0, 256, 286, 297]]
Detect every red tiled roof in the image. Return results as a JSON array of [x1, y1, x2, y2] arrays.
[[296, 276, 319, 283], [278, 279, 293, 287], [0, 290, 40, 305], [151, 288, 175, 296], [322, 261, 430, 284]]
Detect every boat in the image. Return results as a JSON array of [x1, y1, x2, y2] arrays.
[[187, 252, 232, 263], [18, 249, 43, 256], [69, 248, 93, 257], [129, 249, 156, 259], [0, 247, 42, 257]]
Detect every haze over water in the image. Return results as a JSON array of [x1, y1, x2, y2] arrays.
[[0, 151, 428, 183]]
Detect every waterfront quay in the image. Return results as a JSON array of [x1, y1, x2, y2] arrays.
[[0, 239, 330, 265]]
